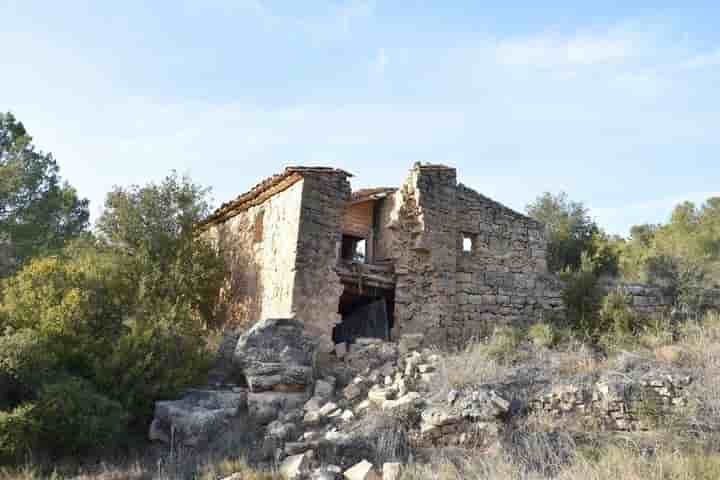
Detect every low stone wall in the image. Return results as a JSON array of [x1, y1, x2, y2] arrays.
[[605, 282, 720, 317], [531, 370, 692, 431]]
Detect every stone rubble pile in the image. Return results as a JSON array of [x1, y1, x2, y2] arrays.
[[151, 325, 697, 479]]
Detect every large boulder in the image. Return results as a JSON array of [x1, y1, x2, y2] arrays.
[[233, 318, 319, 393], [149, 389, 246, 447]]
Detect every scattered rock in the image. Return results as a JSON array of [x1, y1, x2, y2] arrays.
[[382, 392, 421, 411], [344, 460, 380, 480], [280, 451, 314, 479]]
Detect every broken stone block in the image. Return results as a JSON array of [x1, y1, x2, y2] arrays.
[[382, 392, 421, 411], [149, 389, 246, 447], [343, 383, 365, 401], [318, 402, 340, 417], [421, 406, 462, 427], [367, 387, 392, 406], [341, 410, 355, 422], [248, 391, 308, 425], [305, 396, 324, 412], [315, 378, 336, 398], [382, 463, 402, 480], [280, 451, 313, 479], [233, 318, 318, 393], [344, 460, 380, 480]]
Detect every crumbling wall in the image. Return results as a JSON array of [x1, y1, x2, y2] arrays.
[[204, 180, 304, 329], [454, 186, 564, 336], [292, 171, 352, 351], [392, 165, 459, 344]]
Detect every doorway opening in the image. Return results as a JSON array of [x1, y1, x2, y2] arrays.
[[334, 284, 395, 345]]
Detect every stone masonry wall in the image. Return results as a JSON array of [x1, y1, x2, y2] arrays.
[[204, 180, 304, 329], [292, 171, 352, 352], [381, 165, 564, 345], [454, 186, 564, 337], [391, 165, 459, 345], [604, 282, 720, 317]]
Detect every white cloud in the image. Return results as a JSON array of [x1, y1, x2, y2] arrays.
[[679, 48, 720, 70], [493, 32, 636, 68]]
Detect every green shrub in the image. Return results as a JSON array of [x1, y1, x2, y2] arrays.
[[0, 329, 54, 410], [0, 403, 39, 461], [599, 290, 641, 337], [33, 376, 129, 456], [560, 254, 603, 338], [528, 323, 558, 348], [99, 303, 211, 426]]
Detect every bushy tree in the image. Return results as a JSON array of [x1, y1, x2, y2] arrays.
[[97, 172, 224, 325], [0, 172, 223, 461], [526, 192, 618, 275], [618, 197, 720, 312], [0, 112, 89, 276]]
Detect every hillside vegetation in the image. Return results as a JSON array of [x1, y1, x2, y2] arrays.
[[1, 112, 720, 478]]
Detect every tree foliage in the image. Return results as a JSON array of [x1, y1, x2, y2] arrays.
[[526, 192, 619, 275], [618, 197, 720, 312], [0, 112, 89, 276], [0, 173, 223, 461]]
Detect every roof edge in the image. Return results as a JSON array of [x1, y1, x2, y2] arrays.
[[197, 166, 352, 231]]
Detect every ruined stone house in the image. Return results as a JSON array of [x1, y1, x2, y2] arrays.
[[197, 163, 564, 351]]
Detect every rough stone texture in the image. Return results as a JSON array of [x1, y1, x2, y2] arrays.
[[203, 163, 720, 355], [149, 389, 247, 447], [531, 370, 693, 431], [376, 164, 564, 346], [344, 460, 380, 480], [233, 318, 318, 392], [292, 171, 352, 351], [205, 178, 305, 329], [604, 282, 720, 316]]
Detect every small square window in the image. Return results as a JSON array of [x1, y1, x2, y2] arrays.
[[462, 234, 474, 253]]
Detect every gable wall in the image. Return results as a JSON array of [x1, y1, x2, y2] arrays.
[[203, 179, 305, 329]]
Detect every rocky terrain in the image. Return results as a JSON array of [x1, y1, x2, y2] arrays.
[[144, 314, 720, 480]]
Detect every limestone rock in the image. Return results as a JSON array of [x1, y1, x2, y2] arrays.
[[233, 318, 318, 393], [382, 392, 421, 411], [344, 460, 380, 480], [248, 391, 308, 425], [315, 378, 336, 398], [280, 451, 313, 479], [149, 389, 246, 447]]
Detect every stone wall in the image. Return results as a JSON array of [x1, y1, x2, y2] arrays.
[[292, 171, 352, 351], [605, 282, 720, 316], [204, 179, 304, 329], [531, 370, 692, 431], [390, 165, 458, 344], [454, 185, 564, 336], [380, 164, 564, 345]]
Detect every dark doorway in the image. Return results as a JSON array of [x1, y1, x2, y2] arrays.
[[334, 285, 395, 344]]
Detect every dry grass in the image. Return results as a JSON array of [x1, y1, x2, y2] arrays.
[[399, 444, 720, 480], [0, 456, 279, 480]]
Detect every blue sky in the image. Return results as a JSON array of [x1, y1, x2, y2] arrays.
[[2, 1, 719, 236]]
